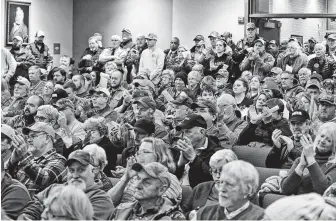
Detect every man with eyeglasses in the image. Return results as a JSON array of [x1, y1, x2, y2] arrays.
[[99, 35, 127, 67], [90, 87, 118, 124], [6, 122, 66, 197], [164, 37, 180, 71], [311, 94, 336, 135], [269, 67, 283, 86], [5, 95, 44, 132], [19, 150, 114, 220]]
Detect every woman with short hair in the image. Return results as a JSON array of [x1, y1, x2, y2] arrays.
[[196, 160, 264, 220], [42, 80, 55, 105], [281, 122, 336, 195]]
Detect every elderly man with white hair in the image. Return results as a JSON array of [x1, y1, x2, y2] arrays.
[[196, 160, 264, 220], [182, 149, 238, 217], [99, 35, 127, 66], [187, 70, 202, 100]]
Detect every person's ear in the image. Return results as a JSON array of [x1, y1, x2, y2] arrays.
[[200, 128, 205, 135]]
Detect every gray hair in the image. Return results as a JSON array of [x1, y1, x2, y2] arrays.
[[222, 160, 259, 199], [83, 117, 108, 136], [37, 105, 59, 123], [298, 67, 312, 76], [43, 185, 94, 220], [210, 149, 238, 166], [88, 36, 98, 43], [83, 144, 108, 171], [314, 43, 326, 52], [317, 122, 336, 163]]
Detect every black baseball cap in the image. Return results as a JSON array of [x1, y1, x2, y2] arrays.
[[51, 89, 68, 105], [176, 114, 207, 131], [133, 118, 155, 135], [289, 110, 310, 123]]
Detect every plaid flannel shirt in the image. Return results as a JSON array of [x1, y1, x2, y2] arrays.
[[6, 149, 66, 197]]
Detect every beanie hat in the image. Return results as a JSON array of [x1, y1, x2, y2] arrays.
[[175, 72, 188, 85]]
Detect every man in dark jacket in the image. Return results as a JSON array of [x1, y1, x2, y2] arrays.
[[164, 37, 180, 71], [174, 114, 220, 188], [234, 23, 260, 63], [78, 36, 104, 73]]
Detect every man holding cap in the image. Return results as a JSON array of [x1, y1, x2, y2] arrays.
[[19, 149, 114, 220], [9, 35, 35, 88], [27, 30, 53, 72], [78, 36, 104, 74], [6, 122, 66, 197], [267, 109, 311, 168], [240, 38, 275, 79], [174, 114, 220, 188], [139, 33, 165, 85], [99, 35, 127, 66], [111, 162, 185, 220]]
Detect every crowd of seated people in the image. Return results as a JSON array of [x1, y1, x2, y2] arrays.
[[1, 22, 336, 220]]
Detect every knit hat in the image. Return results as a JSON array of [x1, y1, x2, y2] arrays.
[[175, 72, 188, 85]]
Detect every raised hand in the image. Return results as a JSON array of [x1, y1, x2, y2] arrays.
[[272, 129, 282, 148]]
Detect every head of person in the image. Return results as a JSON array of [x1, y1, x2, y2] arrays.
[[218, 160, 259, 212], [110, 69, 123, 88], [133, 118, 155, 146], [254, 39, 266, 54], [241, 71, 253, 83], [280, 40, 288, 51], [308, 37, 317, 50], [250, 75, 261, 91], [66, 150, 99, 191], [90, 88, 111, 110], [267, 40, 279, 56], [133, 78, 156, 97], [13, 76, 30, 98], [136, 137, 176, 173], [41, 186, 94, 220], [306, 78, 321, 99], [88, 36, 99, 52], [263, 98, 285, 122], [83, 117, 108, 144], [24, 95, 44, 117], [192, 64, 204, 75], [176, 114, 207, 148], [209, 149, 238, 190], [193, 35, 205, 46], [51, 67, 67, 85], [170, 37, 180, 51], [246, 23, 257, 38], [50, 88, 68, 106], [110, 35, 122, 49], [289, 109, 310, 138], [71, 74, 85, 91], [93, 33, 103, 47], [146, 33, 158, 48], [28, 66, 42, 84], [233, 78, 249, 96], [170, 96, 193, 122], [318, 94, 336, 122], [298, 68, 311, 86], [174, 72, 188, 91], [188, 71, 202, 88], [54, 98, 75, 123], [269, 67, 282, 85], [161, 69, 174, 87], [314, 122, 336, 155], [104, 61, 118, 75], [215, 39, 226, 54], [215, 69, 229, 88], [12, 36, 23, 49], [22, 122, 55, 157], [60, 55, 71, 67], [35, 105, 59, 128], [192, 98, 217, 128], [315, 43, 326, 58], [208, 31, 219, 48], [43, 80, 55, 96], [217, 93, 238, 122], [90, 71, 101, 86], [287, 41, 301, 57], [261, 78, 281, 96], [1, 124, 15, 154], [177, 45, 189, 59], [327, 34, 336, 50], [35, 30, 45, 44], [121, 28, 132, 42], [15, 7, 24, 23], [200, 86, 216, 103], [63, 80, 77, 100], [280, 71, 295, 90], [136, 34, 146, 47], [255, 92, 272, 111], [132, 97, 156, 121], [82, 144, 108, 173], [132, 162, 171, 202]]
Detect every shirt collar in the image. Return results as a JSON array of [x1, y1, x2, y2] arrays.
[[196, 137, 208, 151], [224, 201, 250, 219]]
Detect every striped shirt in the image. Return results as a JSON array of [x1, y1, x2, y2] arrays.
[[6, 149, 66, 197]]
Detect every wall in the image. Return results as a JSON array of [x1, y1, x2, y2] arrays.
[[73, 0, 173, 64], [1, 0, 73, 67], [172, 0, 245, 49], [269, 0, 327, 42], [327, 0, 336, 31]]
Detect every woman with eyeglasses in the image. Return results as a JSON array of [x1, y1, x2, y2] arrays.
[[108, 137, 182, 207], [181, 149, 238, 219], [42, 80, 55, 105], [277, 41, 308, 76], [41, 185, 94, 220], [307, 43, 336, 80]]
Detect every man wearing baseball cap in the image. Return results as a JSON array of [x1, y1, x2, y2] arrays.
[[1, 124, 16, 164], [215, 68, 234, 96], [19, 149, 114, 220], [121, 28, 136, 50], [111, 162, 185, 220], [6, 122, 66, 197], [99, 35, 127, 67], [307, 37, 317, 55], [26, 30, 53, 72], [306, 78, 321, 99], [236, 22, 260, 62], [174, 114, 220, 187], [191, 98, 217, 136], [139, 33, 165, 85], [267, 40, 280, 62], [267, 109, 311, 168], [9, 35, 35, 88], [240, 38, 275, 79], [90, 87, 118, 123], [327, 34, 336, 61]]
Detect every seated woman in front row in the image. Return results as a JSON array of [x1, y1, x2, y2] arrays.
[[281, 122, 336, 195]]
